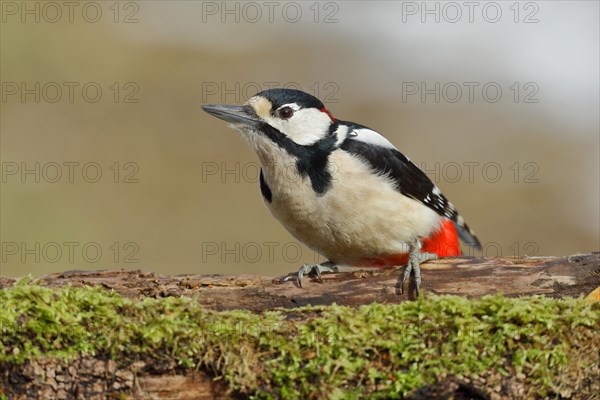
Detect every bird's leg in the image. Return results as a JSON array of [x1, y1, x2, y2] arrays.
[[276, 261, 339, 287], [400, 239, 437, 295]]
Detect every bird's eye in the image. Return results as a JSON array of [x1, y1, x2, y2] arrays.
[[277, 107, 294, 120]]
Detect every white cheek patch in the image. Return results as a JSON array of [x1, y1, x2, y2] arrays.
[[266, 108, 333, 146], [351, 128, 396, 149]]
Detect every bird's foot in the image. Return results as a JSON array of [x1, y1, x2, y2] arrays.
[[275, 262, 338, 287], [400, 240, 437, 296]]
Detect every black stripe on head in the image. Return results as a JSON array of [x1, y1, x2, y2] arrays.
[[254, 88, 324, 111], [258, 121, 339, 195]]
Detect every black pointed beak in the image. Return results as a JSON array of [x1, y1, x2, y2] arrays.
[[201, 104, 260, 126]]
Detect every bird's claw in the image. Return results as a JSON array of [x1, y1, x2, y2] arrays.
[[275, 263, 338, 287], [400, 251, 437, 295]]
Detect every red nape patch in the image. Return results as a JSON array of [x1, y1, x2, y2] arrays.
[[320, 107, 336, 122], [355, 220, 461, 268]]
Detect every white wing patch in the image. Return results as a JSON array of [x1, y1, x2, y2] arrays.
[[351, 128, 397, 149]]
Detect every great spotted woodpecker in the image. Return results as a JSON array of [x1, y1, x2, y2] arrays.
[[202, 88, 480, 294]]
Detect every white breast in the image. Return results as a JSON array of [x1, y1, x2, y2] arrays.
[[254, 137, 442, 264]]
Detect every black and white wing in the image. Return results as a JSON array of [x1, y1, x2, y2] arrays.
[[338, 122, 481, 249]]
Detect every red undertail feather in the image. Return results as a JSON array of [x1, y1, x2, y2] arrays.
[[356, 219, 461, 268]]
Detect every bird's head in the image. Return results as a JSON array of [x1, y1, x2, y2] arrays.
[[202, 88, 337, 147]]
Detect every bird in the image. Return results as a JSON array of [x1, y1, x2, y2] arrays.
[[202, 88, 481, 294]]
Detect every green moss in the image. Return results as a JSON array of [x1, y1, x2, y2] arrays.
[[1, 279, 598, 398]]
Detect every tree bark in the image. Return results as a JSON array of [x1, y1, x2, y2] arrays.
[[2, 252, 598, 310]]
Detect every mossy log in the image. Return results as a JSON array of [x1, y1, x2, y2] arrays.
[[1, 252, 598, 400]]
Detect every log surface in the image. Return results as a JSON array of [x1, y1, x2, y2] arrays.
[[2, 252, 598, 310]]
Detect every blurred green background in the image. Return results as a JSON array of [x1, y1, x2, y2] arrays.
[[1, 1, 598, 278]]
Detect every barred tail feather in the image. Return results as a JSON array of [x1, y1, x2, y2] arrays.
[[453, 219, 481, 250]]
